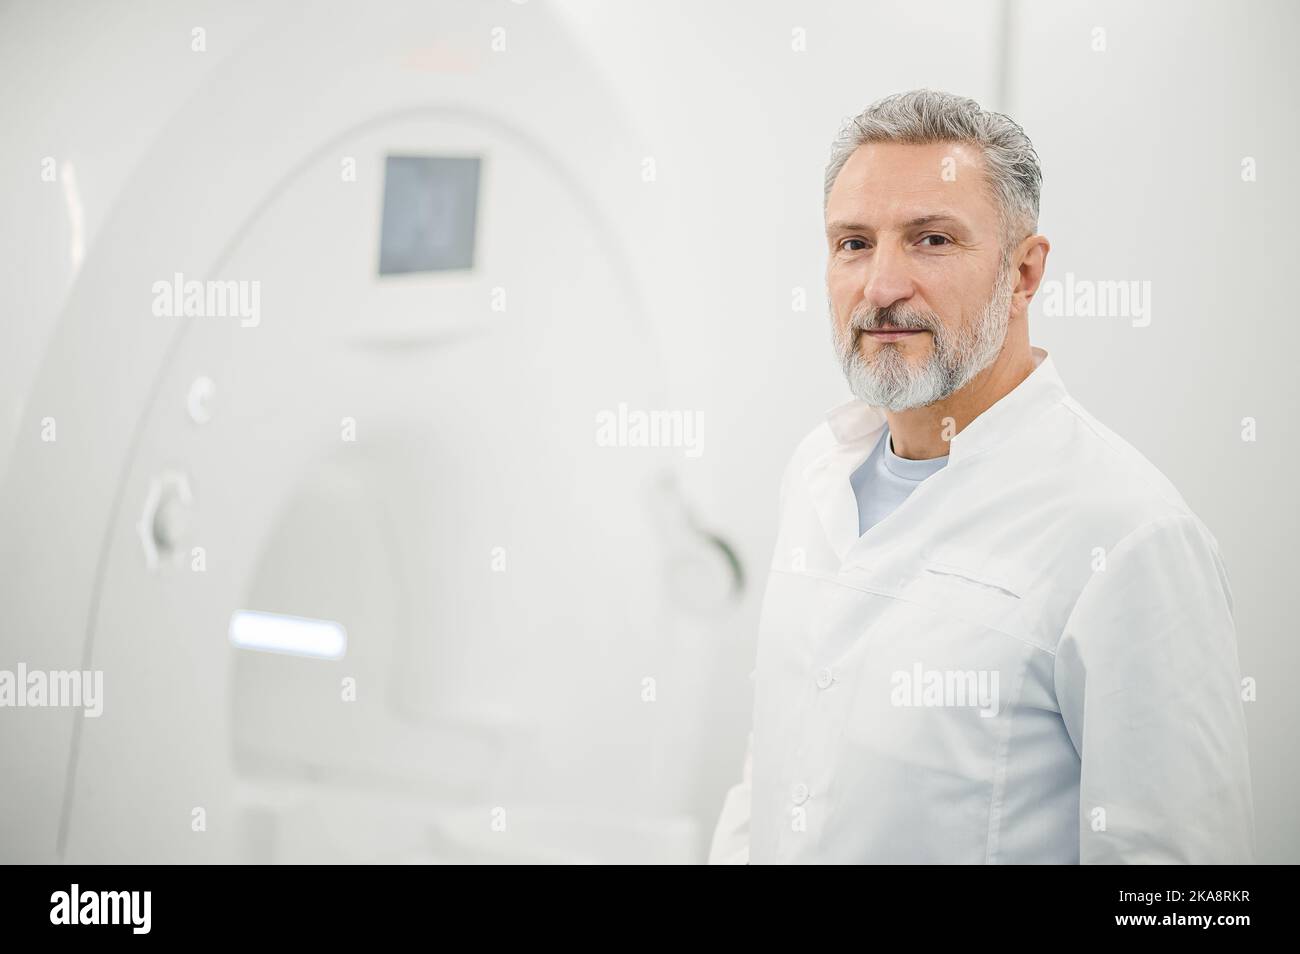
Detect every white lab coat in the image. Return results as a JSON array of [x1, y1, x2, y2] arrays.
[[709, 346, 1254, 864]]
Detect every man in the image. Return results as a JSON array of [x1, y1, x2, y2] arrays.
[[708, 89, 1254, 864]]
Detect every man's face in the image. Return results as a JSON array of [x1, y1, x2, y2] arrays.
[[825, 141, 1014, 411]]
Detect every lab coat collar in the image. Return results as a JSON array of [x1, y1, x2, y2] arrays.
[[821, 345, 1064, 464], [809, 346, 1064, 561]]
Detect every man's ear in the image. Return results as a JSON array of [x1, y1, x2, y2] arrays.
[[1013, 234, 1051, 305]]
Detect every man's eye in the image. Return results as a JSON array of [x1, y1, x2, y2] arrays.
[[919, 234, 951, 246], [840, 238, 868, 251]]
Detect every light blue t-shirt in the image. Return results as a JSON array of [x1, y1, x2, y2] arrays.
[[849, 426, 949, 536]]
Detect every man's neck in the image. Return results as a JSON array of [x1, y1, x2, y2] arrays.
[[885, 344, 1036, 460]]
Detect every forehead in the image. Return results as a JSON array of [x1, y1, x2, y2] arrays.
[[826, 140, 996, 228]]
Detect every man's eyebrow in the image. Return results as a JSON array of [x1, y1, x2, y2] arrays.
[[825, 213, 967, 234]]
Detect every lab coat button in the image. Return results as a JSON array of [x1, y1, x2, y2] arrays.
[[815, 667, 833, 689], [791, 782, 810, 805]]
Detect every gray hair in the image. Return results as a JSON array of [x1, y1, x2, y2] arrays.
[[824, 89, 1042, 251]]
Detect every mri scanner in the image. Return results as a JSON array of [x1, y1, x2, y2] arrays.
[[0, 1, 743, 863]]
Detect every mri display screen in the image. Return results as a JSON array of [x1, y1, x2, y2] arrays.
[[378, 155, 481, 274]]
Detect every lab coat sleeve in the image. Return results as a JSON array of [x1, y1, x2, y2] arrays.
[[1053, 513, 1255, 863], [707, 730, 752, 864]]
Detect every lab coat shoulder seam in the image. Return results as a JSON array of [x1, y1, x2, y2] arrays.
[[1087, 511, 1209, 568], [1056, 398, 1197, 516]]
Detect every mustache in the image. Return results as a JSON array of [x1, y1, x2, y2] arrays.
[[849, 304, 939, 334]]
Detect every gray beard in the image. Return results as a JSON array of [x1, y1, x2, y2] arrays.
[[832, 266, 1014, 412]]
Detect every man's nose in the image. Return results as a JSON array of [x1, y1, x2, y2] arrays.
[[861, 244, 915, 311]]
